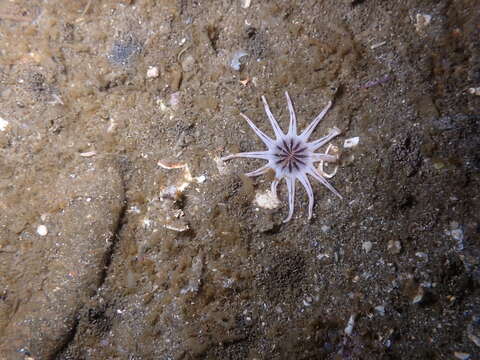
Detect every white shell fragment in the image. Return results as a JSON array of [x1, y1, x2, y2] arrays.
[[374, 305, 385, 316], [362, 241, 373, 253], [254, 190, 281, 210], [195, 175, 206, 183], [0, 117, 9, 132], [370, 41, 386, 49], [445, 221, 464, 251], [37, 225, 48, 236], [321, 225, 331, 233], [412, 287, 425, 304], [164, 223, 189, 232], [344, 314, 356, 335], [79, 151, 96, 157], [157, 160, 187, 170], [468, 87, 480, 96], [415, 14, 432, 33], [146, 66, 159, 78], [454, 352, 471, 360], [241, 0, 252, 8], [180, 253, 203, 294], [230, 50, 248, 71], [343, 137, 360, 148]]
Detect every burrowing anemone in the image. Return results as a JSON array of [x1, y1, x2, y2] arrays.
[[222, 92, 342, 222]]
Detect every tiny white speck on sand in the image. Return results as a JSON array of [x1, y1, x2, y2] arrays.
[[37, 225, 48, 236], [0, 117, 9, 132]]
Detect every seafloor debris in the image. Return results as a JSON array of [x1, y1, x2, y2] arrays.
[[343, 136, 360, 148], [180, 253, 204, 294], [230, 50, 248, 71], [468, 87, 480, 96], [374, 305, 385, 316], [79, 151, 96, 157], [241, 0, 252, 9], [412, 286, 425, 304], [0, 116, 9, 132], [370, 41, 386, 49], [414, 13, 432, 33], [362, 241, 372, 253], [445, 221, 464, 251], [344, 314, 356, 335], [454, 351, 471, 360], [147, 66, 159, 78], [254, 190, 281, 210], [362, 75, 391, 89], [37, 224, 48, 236], [387, 239, 402, 254], [155, 160, 205, 232], [318, 144, 340, 179]]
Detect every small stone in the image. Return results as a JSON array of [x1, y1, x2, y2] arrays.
[[362, 241, 373, 253], [374, 305, 385, 316], [414, 14, 432, 33], [467, 315, 480, 347], [344, 314, 356, 335], [230, 50, 248, 71], [468, 87, 480, 96], [195, 175, 206, 183], [37, 225, 48, 236], [433, 161, 445, 170], [79, 151, 96, 157], [454, 352, 470, 360], [240, 0, 252, 8], [321, 225, 331, 233], [450, 228, 464, 242], [387, 240, 402, 254], [415, 252, 428, 260], [343, 137, 360, 148], [468, 333, 480, 347], [146, 66, 159, 78], [0, 117, 9, 132], [181, 55, 195, 72], [412, 287, 425, 304], [254, 190, 280, 210], [303, 296, 313, 306]]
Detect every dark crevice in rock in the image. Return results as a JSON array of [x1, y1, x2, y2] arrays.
[[52, 176, 127, 360], [98, 194, 127, 290], [50, 317, 79, 360]]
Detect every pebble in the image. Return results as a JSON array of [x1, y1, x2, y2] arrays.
[[79, 151, 96, 157], [362, 241, 373, 253], [468, 333, 480, 347], [254, 190, 280, 210], [344, 314, 356, 335], [467, 315, 480, 347], [181, 54, 195, 72], [412, 287, 425, 304], [230, 50, 248, 71], [387, 240, 402, 254], [0, 117, 9, 132], [37, 224, 48, 236], [446, 221, 464, 251], [321, 225, 331, 233], [146, 66, 159, 78], [468, 87, 480, 96], [454, 352, 470, 360], [343, 137, 360, 148], [374, 305, 385, 316], [414, 14, 432, 33], [241, 0, 251, 8]]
